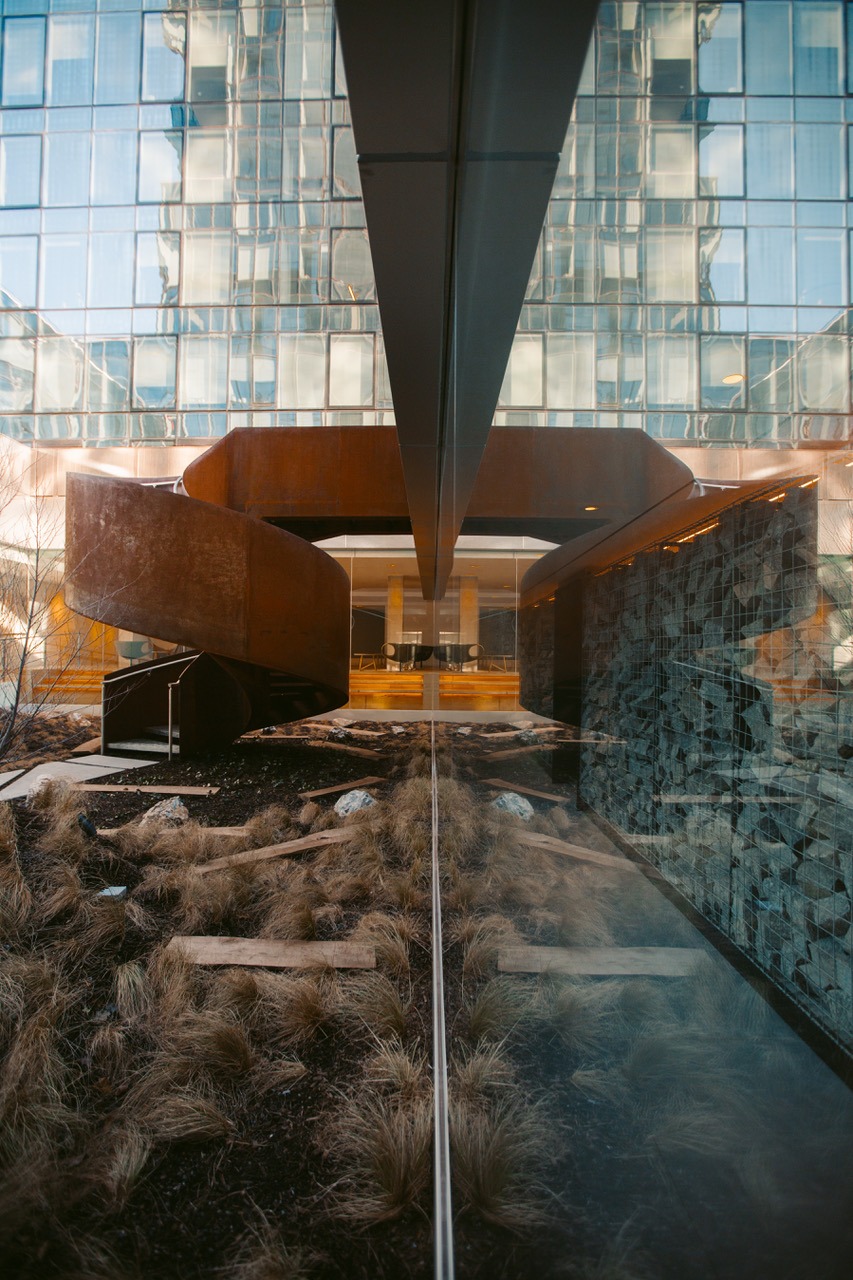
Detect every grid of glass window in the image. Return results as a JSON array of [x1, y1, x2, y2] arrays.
[[0, 0, 391, 444], [497, 0, 853, 446], [1, 0, 853, 447]]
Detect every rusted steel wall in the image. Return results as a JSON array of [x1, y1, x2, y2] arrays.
[[183, 426, 693, 532], [65, 474, 350, 701]]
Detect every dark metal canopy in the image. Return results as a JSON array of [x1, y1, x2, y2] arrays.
[[334, 0, 599, 599]]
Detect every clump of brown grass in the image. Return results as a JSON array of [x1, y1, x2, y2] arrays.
[[88, 1023, 130, 1076], [436, 778, 480, 865], [363, 1041, 427, 1100], [248, 1056, 307, 1096], [145, 942, 200, 1027], [223, 1215, 315, 1280], [0, 1012, 79, 1164], [253, 971, 337, 1047], [569, 1067, 630, 1106], [533, 977, 624, 1057], [298, 800, 320, 827], [257, 865, 325, 940], [143, 822, 239, 870], [241, 805, 297, 849], [172, 866, 247, 935], [89, 1123, 153, 1208], [339, 973, 410, 1039], [162, 1010, 255, 1080], [349, 912, 415, 976], [443, 869, 482, 911], [450, 1096, 559, 1230], [204, 967, 261, 1020], [30, 779, 91, 861], [113, 961, 148, 1023], [70, 896, 154, 959], [465, 977, 532, 1042], [323, 1092, 432, 1223], [0, 802, 15, 859], [140, 1090, 233, 1144], [460, 915, 525, 983], [0, 864, 32, 939], [32, 860, 83, 925], [451, 1043, 516, 1106]]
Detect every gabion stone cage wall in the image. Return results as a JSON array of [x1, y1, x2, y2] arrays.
[[579, 483, 853, 1055]]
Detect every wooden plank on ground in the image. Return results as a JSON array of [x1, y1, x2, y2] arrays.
[[519, 830, 640, 873], [97, 824, 246, 838], [299, 775, 385, 799], [70, 737, 103, 755], [498, 945, 703, 977], [483, 743, 563, 760], [195, 826, 352, 875], [167, 936, 376, 970], [482, 778, 570, 804], [74, 784, 220, 795], [476, 725, 568, 740], [308, 740, 386, 759]]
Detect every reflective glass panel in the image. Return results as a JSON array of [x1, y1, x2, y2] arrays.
[[138, 132, 183, 203], [1, 18, 46, 108], [278, 333, 326, 407], [46, 15, 95, 107], [95, 13, 142, 106], [133, 335, 176, 409], [0, 136, 41, 208], [142, 13, 186, 103]]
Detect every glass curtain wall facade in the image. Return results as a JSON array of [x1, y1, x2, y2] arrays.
[[0, 0, 390, 446], [501, 0, 853, 446], [2, 0, 852, 451]]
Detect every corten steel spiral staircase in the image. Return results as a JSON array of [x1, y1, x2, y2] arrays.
[[64, 470, 352, 756]]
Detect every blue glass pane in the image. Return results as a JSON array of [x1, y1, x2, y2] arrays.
[[1, 17, 45, 108], [794, 0, 843, 96], [697, 2, 742, 95], [44, 133, 91, 207], [95, 12, 142, 106], [0, 135, 41, 207], [88, 231, 133, 308], [142, 12, 186, 103], [745, 1, 793, 95], [0, 235, 37, 306], [91, 132, 137, 205], [46, 14, 94, 107]]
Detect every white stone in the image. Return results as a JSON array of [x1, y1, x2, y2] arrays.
[[139, 796, 189, 827], [333, 789, 376, 817], [491, 791, 534, 820]]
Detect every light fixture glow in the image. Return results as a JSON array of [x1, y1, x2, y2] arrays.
[[584, 505, 599, 511], [721, 372, 745, 385]]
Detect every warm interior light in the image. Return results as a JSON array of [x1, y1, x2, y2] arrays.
[[799, 478, 819, 489], [584, 505, 599, 511], [721, 372, 745, 385]]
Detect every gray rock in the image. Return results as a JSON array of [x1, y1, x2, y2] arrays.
[[333, 789, 376, 817], [491, 792, 534, 821], [139, 796, 189, 827]]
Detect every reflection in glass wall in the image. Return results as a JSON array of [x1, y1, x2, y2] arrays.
[[0, 0, 391, 445], [498, 0, 853, 446]]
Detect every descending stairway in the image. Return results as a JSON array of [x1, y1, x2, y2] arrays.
[[65, 473, 350, 756]]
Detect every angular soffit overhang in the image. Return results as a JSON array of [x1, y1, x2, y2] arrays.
[[334, 0, 599, 599]]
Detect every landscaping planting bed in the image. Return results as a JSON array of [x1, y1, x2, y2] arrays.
[[1, 721, 852, 1280]]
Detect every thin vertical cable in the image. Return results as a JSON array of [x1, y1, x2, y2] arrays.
[[430, 719, 455, 1280]]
